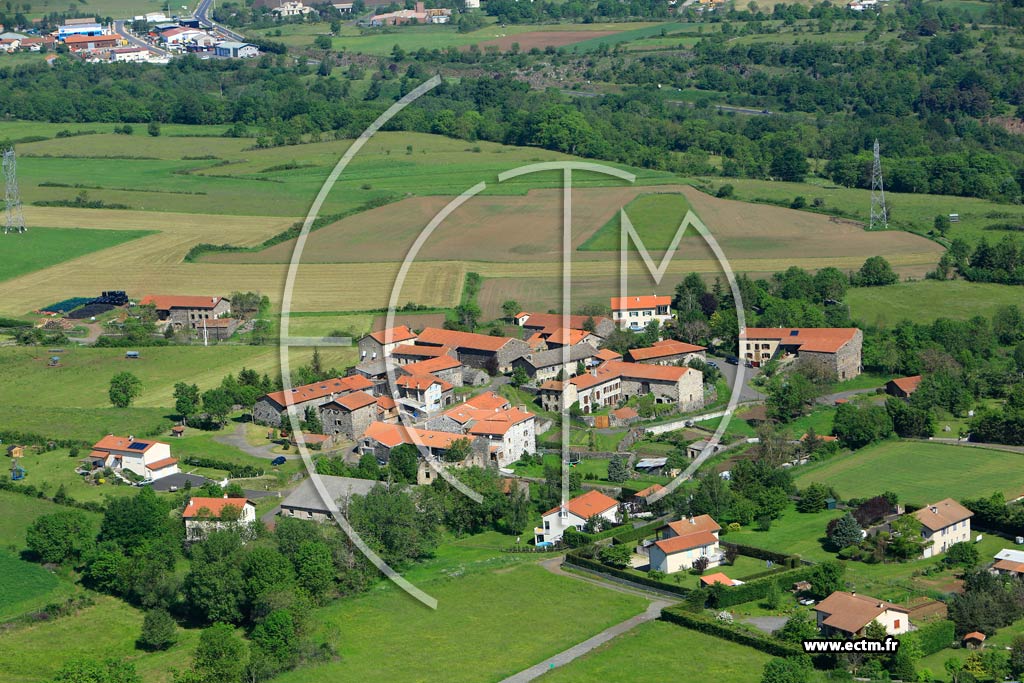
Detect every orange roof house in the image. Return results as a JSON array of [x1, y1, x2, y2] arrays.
[[542, 489, 619, 519], [182, 496, 251, 518], [140, 294, 225, 311], [627, 339, 706, 363], [886, 375, 923, 398], [743, 327, 860, 354], [610, 295, 672, 311], [814, 591, 910, 637]]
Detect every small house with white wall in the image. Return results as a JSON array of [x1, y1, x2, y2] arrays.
[[535, 490, 619, 545], [815, 591, 911, 637], [182, 496, 257, 541], [89, 434, 179, 481], [647, 514, 722, 574], [913, 498, 973, 558]]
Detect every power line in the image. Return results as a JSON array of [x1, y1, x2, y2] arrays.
[[869, 138, 888, 231]]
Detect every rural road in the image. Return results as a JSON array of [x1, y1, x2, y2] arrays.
[[498, 557, 671, 682], [194, 0, 246, 41], [214, 423, 298, 460], [112, 20, 170, 56]]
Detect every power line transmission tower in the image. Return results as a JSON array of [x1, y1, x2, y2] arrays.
[[869, 138, 887, 231], [3, 148, 26, 235]]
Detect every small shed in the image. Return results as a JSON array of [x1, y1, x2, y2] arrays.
[[171, 426, 185, 438], [825, 497, 838, 510], [6, 445, 24, 458], [963, 632, 986, 649]]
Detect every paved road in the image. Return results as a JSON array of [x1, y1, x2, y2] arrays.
[[711, 355, 764, 403], [498, 557, 671, 682], [914, 438, 1024, 455], [214, 422, 298, 460], [112, 20, 170, 56], [816, 386, 882, 405], [194, 0, 246, 41]]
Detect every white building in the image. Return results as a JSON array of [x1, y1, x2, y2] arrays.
[[535, 490, 619, 545], [109, 46, 150, 62], [647, 515, 722, 574], [160, 27, 206, 46], [182, 496, 257, 542], [133, 12, 171, 22], [89, 434, 179, 481], [272, 1, 315, 16], [610, 295, 673, 331], [913, 498, 973, 558]]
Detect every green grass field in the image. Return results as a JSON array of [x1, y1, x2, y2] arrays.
[[793, 440, 1024, 505], [0, 227, 150, 283], [579, 191, 692, 251], [567, 21, 702, 52], [542, 620, 772, 682], [13, 448, 142, 503], [727, 505, 843, 563], [847, 279, 1024, 326]]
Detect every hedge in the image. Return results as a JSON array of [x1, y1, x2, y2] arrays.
[[183, 456, 263, 478], [900, 619, 955, 657], [564, 551, 690, 597], [721, 541, 802, 567], [709, 565, 819, 608], [660, 605, 805, 658], [574, 517, 666, 544]]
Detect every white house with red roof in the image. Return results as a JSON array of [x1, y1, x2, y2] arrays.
[[426, 391, 537, 467], [182, 495, 257, 541], [610, 295, 672, 331], [535, 490, 620, 545], [395, 373, 454, 417], [358, 325, 418, 361], [648, 514, 723, 573], [359, 422, 481, 465], [89, 434, 179, 481]]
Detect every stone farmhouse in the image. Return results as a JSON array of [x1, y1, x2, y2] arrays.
[[358, 325, 418, 362], [511, 343, 598, 382], [535, 490, 620, 545], [540, 328, 603, 349], [627, 339, 706, 366], [319, 390, 377, 440], [182, 496, 256, 542], [358, 422, 484, 464], [414, 327, 530, 373], [253, 375, 374, 426], [913, 498, 973, 558], [391, 344, 455, 365], [88, 434, 179, 481], [815, 591, 911, 637], [279, 475, 385, 522], [742, 327, 863, 380], [886, 375, 922, 399], [647, 515, 722, 574], [600, 361, 704, 411], [610, 295, 673, 331], [513, 311, 615, 340], [400, 355, 464, 388], [424, 392, 538, 468], [139, 294, 231, 332]]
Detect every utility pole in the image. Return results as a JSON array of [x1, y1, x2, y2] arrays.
[[869, 139, 888, 231]]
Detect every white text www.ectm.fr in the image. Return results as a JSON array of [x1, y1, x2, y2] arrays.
[[802, 638, 900, 654]]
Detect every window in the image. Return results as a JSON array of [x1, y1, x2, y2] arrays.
[[894, 619, 900, 629]]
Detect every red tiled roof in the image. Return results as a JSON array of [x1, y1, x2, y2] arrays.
[[913, 498, 973, 532], [64, 33, 117, 45], [464, 391, 510, 411], [800, 433, 838, 442], [330, 390, 377, 411], [571, 372, 619, 390], [964, 631, 986, 642], [628, 339, 706, 361], [815, 591, 908, 635], [744, 327, 859, 354], [392, 344, 448, 359], [403, 355, 461, 375], [92, 435, 162, 453], [416, 327, 517, 353], [993, 559, 1024, 574], [516, 312, 611, 333], [612, 406, 639, 420], [362, 422, 474, 450], [467, 408, 535, 437], [376, 396, 396, 410], [182, 496, 250, 518], [368, 325, 416, 345], [654, 530, 719, 554], [634, 484, 663, 498], [889, 375, 922, 395], [543, 489, 618, 519], [664, 514, 721, 537], [594, 348, 622, 362], [396, 373, 452, 392], [140, 294, 223, 311], [145, 457, 178, 471], [599, 360, 692, 383], [262, 376, 373, 408], [544, 328, 590, 346], [610, 295, 671, 311], [700, 572, 735, 587]]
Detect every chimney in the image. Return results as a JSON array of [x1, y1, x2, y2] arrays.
[[689, 516, 695, 524], [211, 297, 216, 305], [930, 506, 938, 514], [128, 435, 134, 442], [223, 494, 228, 499]]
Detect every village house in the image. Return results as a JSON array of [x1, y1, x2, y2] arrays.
[[599, 361, 704, 411], [647, 514, 722, 574], [395, 373, 454, 417], [414, 327, 530, 373], [358, 422, 484, 464], [992, 549, 1024, 577], [253, 375, 374, 426], [534, 490, 620, 545], [89, 434, 179, 481], [686, 439, 724, 459], [371, 2, 451, 25], [513, 311, 615, 340], [182, 496, 257, 542], [399, 355, 464, 388], [391, 343, 454, 365], [885, 375, 922, 399], [543, 328, 603, 349], [627, 339, 707, 366], [511, 343, 598, 382], [814, 591, 911, 637], [913, 498, 973, 558], [610, 295, 673, 331], [742, 327, 863, 380], [319, 390, 377, 440], [425, 392, 537, 467], [140, 294, 231, 331], [271, 0, 315, 16], [358, 325, 418, 362], [610, 406, 639, 427], [279, 475, 384, 522]]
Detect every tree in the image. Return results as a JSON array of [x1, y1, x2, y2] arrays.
[[201, 388, 232, 427], [53, 658, 141, 683], [796, 483, 828, 513], [809, 560, 845, 597], [313, 35, 331, 50], [355, 452, 380, 480], [147, 121, 160, 137], [502, 486, 531, 535], [832, 402, 893, 448], [510, 366, 529, 387], [388, 443, 419, 484], [139, 609, 177, 651], [501, 300, 520, 320], [26, 510, 95, 565], [945, 541, 980, 569], [442, 437, 473, 463], [294, 540, 334, 603], [855, 256, 899, 287], [826, 512, 862, 550], [934, 214, 952, 236], [770, 146, 809, 182], [173, 382, 201, 424], [598, 543, 632, 569], [349, 484, 439, 567], [692, 555, 710, 573], [109, 372, 142, 408], [1010, 635, 1024, 678], [887, 514, 926, 560], [607, 454, 629, 482], [763, 580, 782, 609], [302, 405, 323, 434], [191, 623, 247, 683], [775, 611, 819, 645], [242, 546, 295, 617], [765, 372, 817, 422], [250, 609, 298, 673]]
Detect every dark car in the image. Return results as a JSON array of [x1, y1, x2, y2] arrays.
[[271, 456, 287, 466], [725, 356, 740, 365]]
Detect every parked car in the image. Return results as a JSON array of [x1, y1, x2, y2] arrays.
[[706, 360, 719, 369], [725, 356, 740, 365], [271, 456, 287, 466]]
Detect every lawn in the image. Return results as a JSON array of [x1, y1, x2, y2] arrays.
[[579, 191, 692, 251], [0, 405, 172, 442], [793, 440, 1024, 505], [0, 227, 151, 283], [726, 505, 843, 563], [847, 279, 1024, 326], [13, 447, 141, 503], [542, 619, 772, 682], [0, 489, 101, 549], [272, 561, 645, 683]]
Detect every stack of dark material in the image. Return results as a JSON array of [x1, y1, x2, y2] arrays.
[[67, 303, 115, 319], [95, 291, 129, 306]]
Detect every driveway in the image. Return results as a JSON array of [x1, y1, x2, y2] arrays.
[[710, 355, 765, 403], [816, 386, 882, 405], [214, 423, 298, 460], [743, 615, 787, 635]]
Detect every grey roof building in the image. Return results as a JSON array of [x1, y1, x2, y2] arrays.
[[279, 475, 413, 522]]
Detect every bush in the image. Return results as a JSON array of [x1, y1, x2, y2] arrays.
[[900, 619, 955, 657], [564, 551, 689, 597], [660, 606, 804, 658], [139, 609, 177, 651]]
